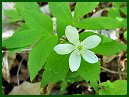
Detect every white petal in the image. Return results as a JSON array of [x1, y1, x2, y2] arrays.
[[54, 44, 74, 55], [82, 49, 98, 63], [65, 25, 79, 45], [69, 51, 81, 72], [83, 35, 101, 49]]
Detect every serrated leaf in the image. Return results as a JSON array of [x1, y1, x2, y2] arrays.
[[77, 60, 100, 92], [41, 52, 69, 87], [28, 35, 58, 81], [2, 29, 44, 49], [113, 2, 123, 8], [108, 8, 121, 19], [49, 2, 73, 38], [21, 11, 53, 35], [74, 2, 99, 21], [75, 17, 126, 30], [15, 2, 41, 14], [120, 6, 127, 16], [16, 23, 29, 32], [80, 32, 127, 56], [113, 80, 127, 95], [99, 80, 127, 95], [48, 2, 73, 22], [15, 2, 53, 35], [4, 9, 22, 23], [3, 3, 33, 23], [66, 72, 83, 83], [3, 3, 53, 49], [99, 80, 114, 95]]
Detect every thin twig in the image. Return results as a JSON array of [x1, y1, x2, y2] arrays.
[[100, 66, 127, 75], [17, 55, 27, 85]]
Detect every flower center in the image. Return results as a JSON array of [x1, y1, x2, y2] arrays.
[[77, 45, 83, 51], [74, 42, 85, 54]]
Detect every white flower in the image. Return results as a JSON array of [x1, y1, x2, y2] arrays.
[[54, 25, 101, 72]]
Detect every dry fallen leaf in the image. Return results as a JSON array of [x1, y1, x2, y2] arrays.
[[103, 55, 117, 64], [120, 58, 127, 71], [9, 81, 40, 95]]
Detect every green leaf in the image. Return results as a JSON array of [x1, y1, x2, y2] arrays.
[[3, 3, 35, 23], [21, 10, 53, 35], [3, 2, 53, 50], [75, 17, 126, 30], [108, 8, 121, 19], [2, 29, 44, 49], [113, 80, 127, 95], [28, 35, 58, 81], [66, 72, 83, 83], [77, 60, 100, 92], [74, 2, 99, 21], [113, 2, 123, 8], [15, 2, 41, 14], [48, 2, 73, 23], [56, 19, 70, 38], [4, 9, 22, 23], [15, 2, 53, 35], [124, 31, 127, 41], [99, 80, 114, 95], [8, 47, 29, 54], [41, 52, 69, 87], [14, 2, 41, 23], [16, 23, 29, 32], [80, 32, 127, 56], [99, 80, 127, 95], [49, 2, 73, 38], [120, 6, 127, 16], [60, 81, 67, 94]]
